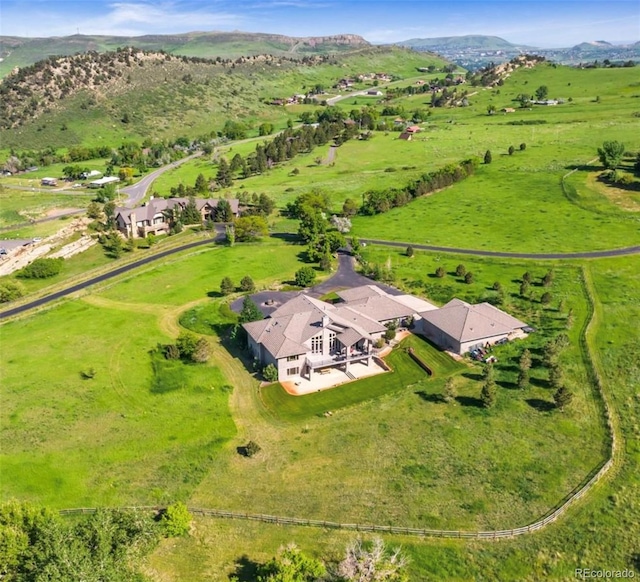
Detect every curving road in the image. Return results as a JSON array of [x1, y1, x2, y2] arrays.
[[360, 239, 640, 260], [119, 151, 203, 207], [0, 231, 223, 321], [2, 234, 639, 321]]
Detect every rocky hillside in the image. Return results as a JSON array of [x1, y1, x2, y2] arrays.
[[0, 31, 369, 76]]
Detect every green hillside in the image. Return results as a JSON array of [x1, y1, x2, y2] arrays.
[[0, 31, 369, 78], [0, 46, 449, 151], [399, 34, 521, 50]]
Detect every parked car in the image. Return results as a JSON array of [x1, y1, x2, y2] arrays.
[[484, 355, 498, 364], [495, 338, 508, 346], [523, 326, 536, 333]]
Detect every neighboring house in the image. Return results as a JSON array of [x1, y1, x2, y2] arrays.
[[114, 197, 239, 238], [405, 125, 421, 133], [41, 178, 57, 186], [88, 176, 120, 188], [420, 298, 528, 355], [244, 285, 438, 382]]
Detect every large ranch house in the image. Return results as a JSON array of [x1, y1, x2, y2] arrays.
[[115, 197, 239, 238], [243, 284, 529, 383]]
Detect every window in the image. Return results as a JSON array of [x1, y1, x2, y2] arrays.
[[329, 331, 337, 351], [287, 355, 299, 361], [286, 367, 300, 376], [311, 335, 323, 354]]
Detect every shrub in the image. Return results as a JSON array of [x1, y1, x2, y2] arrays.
[[405, 245, 414, 257], [220, 276, 235, 296], [160, 502, 192, 537], [373, 338, 385, 349], [508, 145, 515, 155], [435, 266, 445, 278], [464, 272, 474, 284], [541, 292, 553, 304], [455, 264, 466, 277], [244, 441, 261, 457], [520, 142, 527, 151], [384, 328, 396, 342], [17, 258, 63, 279], [263, 364, 278, 382], [484, 150, 492, 164], [0, 281, 25, 303], [295, 266, 317, 287], [240, 275, 255, 293], [492, 281, 502, 291]]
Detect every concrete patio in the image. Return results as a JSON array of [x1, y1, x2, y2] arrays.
[[281, 359, 388, 395]]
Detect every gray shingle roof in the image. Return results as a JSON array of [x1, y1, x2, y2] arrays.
[[421, 300, 526, 343]]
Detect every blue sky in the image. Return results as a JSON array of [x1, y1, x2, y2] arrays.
[[1, 0, 638, 47]]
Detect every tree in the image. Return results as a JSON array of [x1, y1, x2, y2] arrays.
[[330, 215, 352, 234], [492, 281, 502, 291], [319, 252, 332, 271], [86, 201, 102, 219], [543, 339, 559, 368], [443, 378, 457, 402], [519, 348, 532, 372], [484, 150, 492, 164], [520, 142, 527, 151], [160, 502, 192, 537], [554, 385, 573, 410], [542, 269, 554, 287], [192, 338, 211, 363], [194, 172, 208, 194], [337, 537, 409, 582], [508, 145, 515, 155], [541, 292, 553, 305], [384, 327, 396, 342], [225, 224, 235, 246], [549, 362, 563, 389], [535, 85, 548, 100], [263, 364, 279, 383], [297, 208, 327, 243], [517, 368, 529, 390], [181, 196, 201, 225], [455, 264, 466, 277], [520, 280, 530, 298], [101, 231, 123, 258], [295, 266, 317, 287], [244, 440, 262, 457], [0, 280, 24, 303], [464, 272, 474, 284], [220, 276, 235, 296], [405, 245, 414, 257], [435, 266, 445, 278], [239, 296, 263, 323], [522, 271, 532, 283], [487, 104, 496, 115], [258, 122, 274, 136], [343, 198, 358, 217], [481, 364, 496, 408], [234, 216, 269, 241], [240, 275, 255, 293], [216, 157, 233, 188], [258, 543, 325, 581], [176, 331, 199, 360], [214, 199, 233, 222], [597, 140, 625, 170]]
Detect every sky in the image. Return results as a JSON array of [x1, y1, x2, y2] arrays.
[[1, 0, 638, 47]]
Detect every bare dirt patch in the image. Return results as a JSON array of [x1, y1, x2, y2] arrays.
[[587, 172, 640, 212]]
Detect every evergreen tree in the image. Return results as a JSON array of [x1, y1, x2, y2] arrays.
[[484, 150, 492, 164], [181, 196, 202, 225], [213, 199, 233, 222], [554, 385, 573, 410], [194, 173, 208, 194], [216, 158, 233, 188], [220, 276, 235, 296], [481, 364, 497, 408], [239, 296, 263, 323], [240, 275, 255, 292], [444, 378, 457, 402]]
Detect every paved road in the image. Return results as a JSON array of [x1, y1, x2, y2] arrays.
[[119, 151, 203, 207], [360, 239, 640, 260], [0, 229, 224, 321]]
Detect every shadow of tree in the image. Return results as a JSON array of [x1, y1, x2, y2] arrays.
[[462, 372, 483, 382], [526, 398, 555, 412], [455, 395, 484, 408], [415, 390, 446, 403], [230, 554, 261, 581]]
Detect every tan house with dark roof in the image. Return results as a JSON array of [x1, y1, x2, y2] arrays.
[[115, 197, 239, 238], [244, 286, 437, 382]]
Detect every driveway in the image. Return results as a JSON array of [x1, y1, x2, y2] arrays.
[[231, 250, 401, 316]]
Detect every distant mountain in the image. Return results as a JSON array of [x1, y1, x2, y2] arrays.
[[398, 35, 526, 51], [0, 31, 370, 77], [395, 34, 640, 69]]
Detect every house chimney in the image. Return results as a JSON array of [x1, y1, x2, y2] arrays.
[[322, 315, 329, 327]]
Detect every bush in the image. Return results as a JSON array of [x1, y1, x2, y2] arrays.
[[464, 272, 474, 284], [520, 142, 527, 151], [263, 363, 279, 382], [405, 245, 414, 257], [373, 338, 386, 349], [295, 266, 317, 287], [0, 280, 25, 303], [220, 276, 235, 296], [243, 440, 261, 457], [384, 328, 396, 342], [160, 502, 192, 537], [435, 266, 445, 278], [17, 258, 63, 279], [455, 264, 466, 277], [240, 275, 255, 292]]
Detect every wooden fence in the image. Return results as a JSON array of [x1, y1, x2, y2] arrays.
[[59, 268, 620, 540]]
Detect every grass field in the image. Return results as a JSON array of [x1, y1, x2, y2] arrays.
[[260, 334, 465, 422]]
